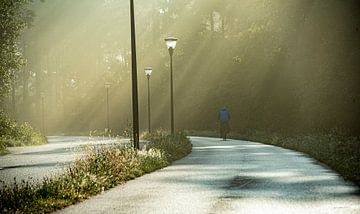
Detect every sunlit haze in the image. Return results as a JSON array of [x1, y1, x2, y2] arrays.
[[5, 0, 360, 135]]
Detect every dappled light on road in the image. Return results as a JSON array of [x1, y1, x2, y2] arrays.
[[58, 137, 359, 214]]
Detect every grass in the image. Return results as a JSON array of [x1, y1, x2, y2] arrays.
[[0, 110, 47, 154], [142, 130, 193, 162], [185, 129, 360, 187], [0, 131, 192, 213]]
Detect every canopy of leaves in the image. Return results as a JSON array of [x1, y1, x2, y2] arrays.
[[0, 0, 33, 102]]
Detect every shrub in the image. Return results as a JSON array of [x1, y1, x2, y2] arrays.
[[142, 130, 192, 162], [0, 110, 47, 153]]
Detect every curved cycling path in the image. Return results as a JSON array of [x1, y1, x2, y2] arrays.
[[59, 137, 360, 214]]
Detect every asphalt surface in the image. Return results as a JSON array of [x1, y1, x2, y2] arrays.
[[0, 136, 126, 185], [58, 137, 360, 214]]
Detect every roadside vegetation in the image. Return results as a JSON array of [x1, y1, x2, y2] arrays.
[[142, 130, 193, 162], [186, 129, 360, 187], [0, 131, 191, 213], [0, 110, 47, 155]]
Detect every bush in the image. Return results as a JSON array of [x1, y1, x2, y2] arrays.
[[0, 110, 47, 153], [142, 130, 192, 162], [0, 131, 192, 213]]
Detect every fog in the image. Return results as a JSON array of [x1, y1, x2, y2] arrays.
[[6, 0, 360, 135]]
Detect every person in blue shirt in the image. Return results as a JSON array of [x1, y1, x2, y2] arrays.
[[219, 107, 230, 141]]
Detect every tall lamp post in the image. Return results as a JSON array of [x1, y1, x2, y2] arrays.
[[41, 93, 45, 134], [53, 71, 58, 110], [11, 70, 16, 118], [144, 67, 152, 133], [130, 0, 140, 149], [105, 82, 111, 133], [165, 37, 178, 135]]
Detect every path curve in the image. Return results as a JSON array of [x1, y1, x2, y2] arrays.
[[58, 137, 360, 214], [0, 136, 126, 185]]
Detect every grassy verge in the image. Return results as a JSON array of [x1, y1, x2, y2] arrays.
[[0, 131, 191, 213], [0, 110, 47, 154], [185, 129, 360, 187], [142, 130, 193, 162]]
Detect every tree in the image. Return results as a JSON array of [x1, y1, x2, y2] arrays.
[[0, 0, 33, 105]]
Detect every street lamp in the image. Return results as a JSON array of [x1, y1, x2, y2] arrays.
[[144, 67, 152, 133], [41, 93, 45, 134], [130, 0, 140, 149], [53, 71, 58, 112], [105, 82, 111, 133], [11, 70, 16, 118], [165, 37, 178, 135]]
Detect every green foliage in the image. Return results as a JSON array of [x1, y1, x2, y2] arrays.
[[0, 0, 33, 100], [0, 131, 191, 213], [0, 110, 47, 153], [143, 130, 193, 162]]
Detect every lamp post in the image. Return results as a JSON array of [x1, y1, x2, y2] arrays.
[[165, 37, 178, 135], [144, 67, 152, 133], [53, 71, 57, 109], [105, 82, 111, 133], [130, 0, 140, 149], [11, 70, 16, 118], [41, 93, 45, 134]]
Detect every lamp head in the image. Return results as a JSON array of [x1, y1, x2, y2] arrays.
[[165, 37, 178, 49], [144, 67, 153, 77]]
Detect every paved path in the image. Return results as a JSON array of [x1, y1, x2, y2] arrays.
[[0, 136, 127, 185], [59, 137, 360, 214]]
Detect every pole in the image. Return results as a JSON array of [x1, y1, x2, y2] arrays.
[[41, 95, 45, 134], [130, 0, 140, 149], [54, 72, 57, 111], [106, 87, 110, 132], [147, 76, 151, 133], [11, 70, 16, 118], [169, 48, 174, 134]]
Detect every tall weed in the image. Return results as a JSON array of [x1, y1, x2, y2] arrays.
[[0, 132, 191, 213]]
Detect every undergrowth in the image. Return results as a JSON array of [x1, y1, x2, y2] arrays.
[[0, 131, 191, 213], [142, 130, 192, 162], [0, 110, 47, 154]]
